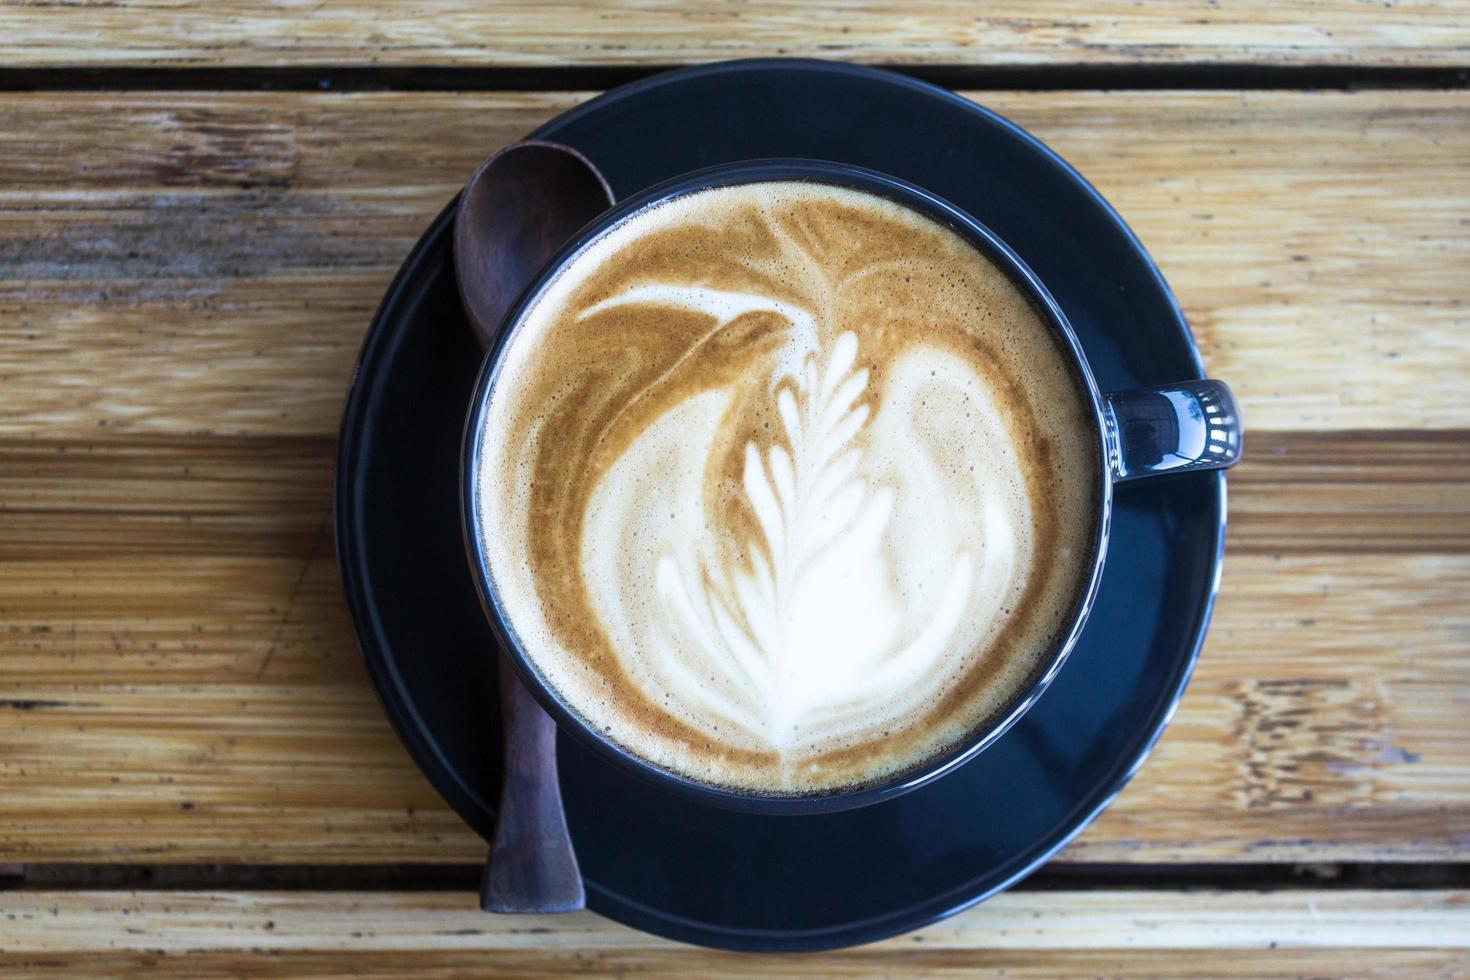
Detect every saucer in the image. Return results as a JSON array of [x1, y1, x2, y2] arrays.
[[335, 59, 1226, 952]]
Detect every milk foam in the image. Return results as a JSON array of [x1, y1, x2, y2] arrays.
[[476, 182, 1098, 793]]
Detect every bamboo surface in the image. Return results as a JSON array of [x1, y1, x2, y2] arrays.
[[1, 1, 1469, 69], [1, 14, 1468, 971], [2, 89, 1466, 865], [0, 890, 1466, 976], [1, 889, 1465, 951]]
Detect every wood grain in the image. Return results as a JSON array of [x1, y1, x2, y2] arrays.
[[1, 1, 1468, 69], [1, 890, 1465, 954], [3, 90, 1467, 436], [1, 891, 1466, 978], [1228, 431, 1470, 555], [1074, 551, 1470, 862], [1, 90, 1468, 864]]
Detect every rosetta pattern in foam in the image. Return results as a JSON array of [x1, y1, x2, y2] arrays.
[[577, 283, 1032, 774]]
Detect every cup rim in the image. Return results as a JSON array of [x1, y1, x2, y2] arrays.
[[461, 158, 1114, 814]]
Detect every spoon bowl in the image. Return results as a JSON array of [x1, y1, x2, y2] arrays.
[[455, 140, 615, 347]]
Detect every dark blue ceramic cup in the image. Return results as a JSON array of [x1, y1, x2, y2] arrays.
[[462, 159, 1242, 815]]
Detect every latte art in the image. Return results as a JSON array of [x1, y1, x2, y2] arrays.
[[585, 323, 1024, 756], [477, 182, 1098, 793]]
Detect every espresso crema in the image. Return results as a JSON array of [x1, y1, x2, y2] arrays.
[[475, 181, 1099, 794]]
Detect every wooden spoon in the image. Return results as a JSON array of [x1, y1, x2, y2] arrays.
[[454, 140, 614, 913]]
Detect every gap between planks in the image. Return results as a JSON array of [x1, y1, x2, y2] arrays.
[[0, 64, 1467, 94], [4, 861, 1470, 892]]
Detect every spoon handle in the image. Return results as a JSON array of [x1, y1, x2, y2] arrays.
[[481, 654, 585, 913]]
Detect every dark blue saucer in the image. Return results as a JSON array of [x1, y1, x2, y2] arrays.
[[335, 59, 1225, 952]]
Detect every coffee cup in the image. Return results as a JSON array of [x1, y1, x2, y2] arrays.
[[461, 159, 1241, 814]]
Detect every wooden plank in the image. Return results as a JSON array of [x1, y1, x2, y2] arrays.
[[0, 428, 1463, 861], [0, 891, 1465, 978], [2, 90, 1467, 435], [0, 889, 1465, 952], [1, 550, 1466, 863], [1, 1, 1468, 69]]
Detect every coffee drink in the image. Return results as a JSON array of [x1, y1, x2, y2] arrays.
[[474, 181, 1099, 794]]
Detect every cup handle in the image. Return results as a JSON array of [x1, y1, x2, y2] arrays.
[[1103, 380, 1243, 483]]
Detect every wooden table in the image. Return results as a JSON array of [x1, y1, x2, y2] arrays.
[[2, 3, 1468, 975]]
